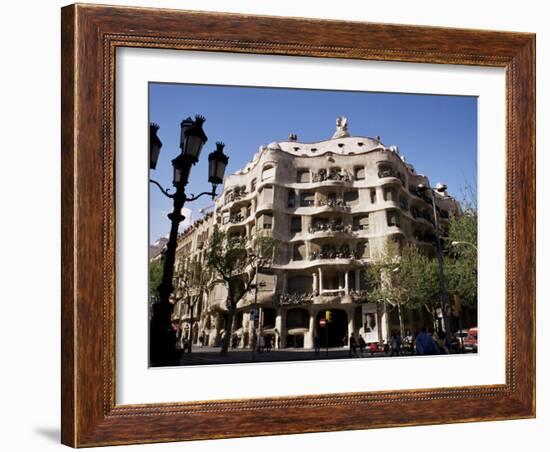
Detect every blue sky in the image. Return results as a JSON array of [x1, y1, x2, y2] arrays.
[[149, 83, 477, 243]]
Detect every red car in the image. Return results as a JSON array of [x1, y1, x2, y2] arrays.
[[463, 327, 478, 352], [367, 342, 386, 355]]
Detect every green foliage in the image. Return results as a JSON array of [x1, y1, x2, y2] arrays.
[[366, 241, 438, 310], [363, 202, 478, 331], [205, 227, 277, 293], [149, 259, 164, 301], [444, 208, 478, 306], [204, 226, 278, 353]]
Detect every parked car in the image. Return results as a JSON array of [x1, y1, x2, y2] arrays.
[[367, 342, 386, 355], [463, 327, 478, 352]]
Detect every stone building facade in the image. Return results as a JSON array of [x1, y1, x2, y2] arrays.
[[171, 118, 462, 349]]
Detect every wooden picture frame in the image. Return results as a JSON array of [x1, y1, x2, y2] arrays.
[[61, 3, 535, 447]]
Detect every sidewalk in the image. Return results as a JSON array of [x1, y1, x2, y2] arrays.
[[172, 346, 394, 366]]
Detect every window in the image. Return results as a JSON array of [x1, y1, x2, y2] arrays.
[[356, 240, 370, 259], [384, 187, 397, 202], [250, 178, 257, 192], [261, 213, 273, 229], [262, 185, 273, 203], [399, 196, 408, 210], [287, 277, 313, 295], [378, 164, 395, 178], [297, 169, 310, 183], [370, 189, 377, 204], [287, 190, 296, 208], [353, 215, 369, 231], [387, 210, 400, 227], [293, 243, 306, 261], [262, 164, 275, 181], [354, 166, 365, 180], [343, 190, 359, 204], [300, 192, 315, 207], [290, 216, 302, 233]]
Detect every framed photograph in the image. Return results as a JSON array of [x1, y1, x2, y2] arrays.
[[61, 3, 535, 447]]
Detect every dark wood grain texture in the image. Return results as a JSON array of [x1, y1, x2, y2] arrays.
[[61, 3, 536, 447]]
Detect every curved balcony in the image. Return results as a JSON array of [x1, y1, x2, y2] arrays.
[[408, 187, 431, 204], [287, 203, 356, 216], [225, 213, 255, 229], [307, 230, 356, 240], [222, 191, 257, 211], [279, 292, 315, 306], [311, 169, 354, 186], [315, 199, 352, 213], [377, 168, 406, 187], [308, 222, 354, 236], [309, 247, 360, 266], [410, 207, 434, 225]]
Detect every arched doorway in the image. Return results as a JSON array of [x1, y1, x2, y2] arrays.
[[316, 310, 348, 348]]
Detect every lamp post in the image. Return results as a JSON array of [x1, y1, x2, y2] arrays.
[[149, 117, 229, 366], [250, 257, 266, 361], [417, 183, 452, 349]]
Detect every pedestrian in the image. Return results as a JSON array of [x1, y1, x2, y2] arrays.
[[314, 333, 321, 355], [390, 331, 402, 356], [415, 326, 441, 355], [258, 334, 265, 353], [265, 335, 272, 353], [358, 335, 366, 356], [349, 333, 358, 358], [436, 330, 450, 354], [404, 330, 413, 355], [198, 332, 204, 348]]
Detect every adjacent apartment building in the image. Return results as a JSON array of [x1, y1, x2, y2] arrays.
[[170, 118, 463, 350]]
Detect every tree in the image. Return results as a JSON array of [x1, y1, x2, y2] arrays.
[[367, 241, 448, 335], [173, 259, 211, 352], [444, 207, 478, 309], [365, 241, 436, 338], [204, 226, 277, 355], [148, 257, 164, 320]]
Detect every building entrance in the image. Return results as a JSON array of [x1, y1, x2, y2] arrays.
[[316, 310, 348, 348]]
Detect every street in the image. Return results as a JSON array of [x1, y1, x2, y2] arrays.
[[169, 346, 473, 366]]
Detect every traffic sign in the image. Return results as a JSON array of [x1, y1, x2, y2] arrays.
[[319, 318, 327, 327]]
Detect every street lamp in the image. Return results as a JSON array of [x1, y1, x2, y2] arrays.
[[451, 240, 478, 251], [208, 142, 230, 187], [417, 183, 452, 349], [148, 117, 229, 366], [180, 116, 207, 161], [149, 123, 162, 170]]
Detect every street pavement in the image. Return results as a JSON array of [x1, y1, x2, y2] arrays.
[[173, 346, 400, 366]]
